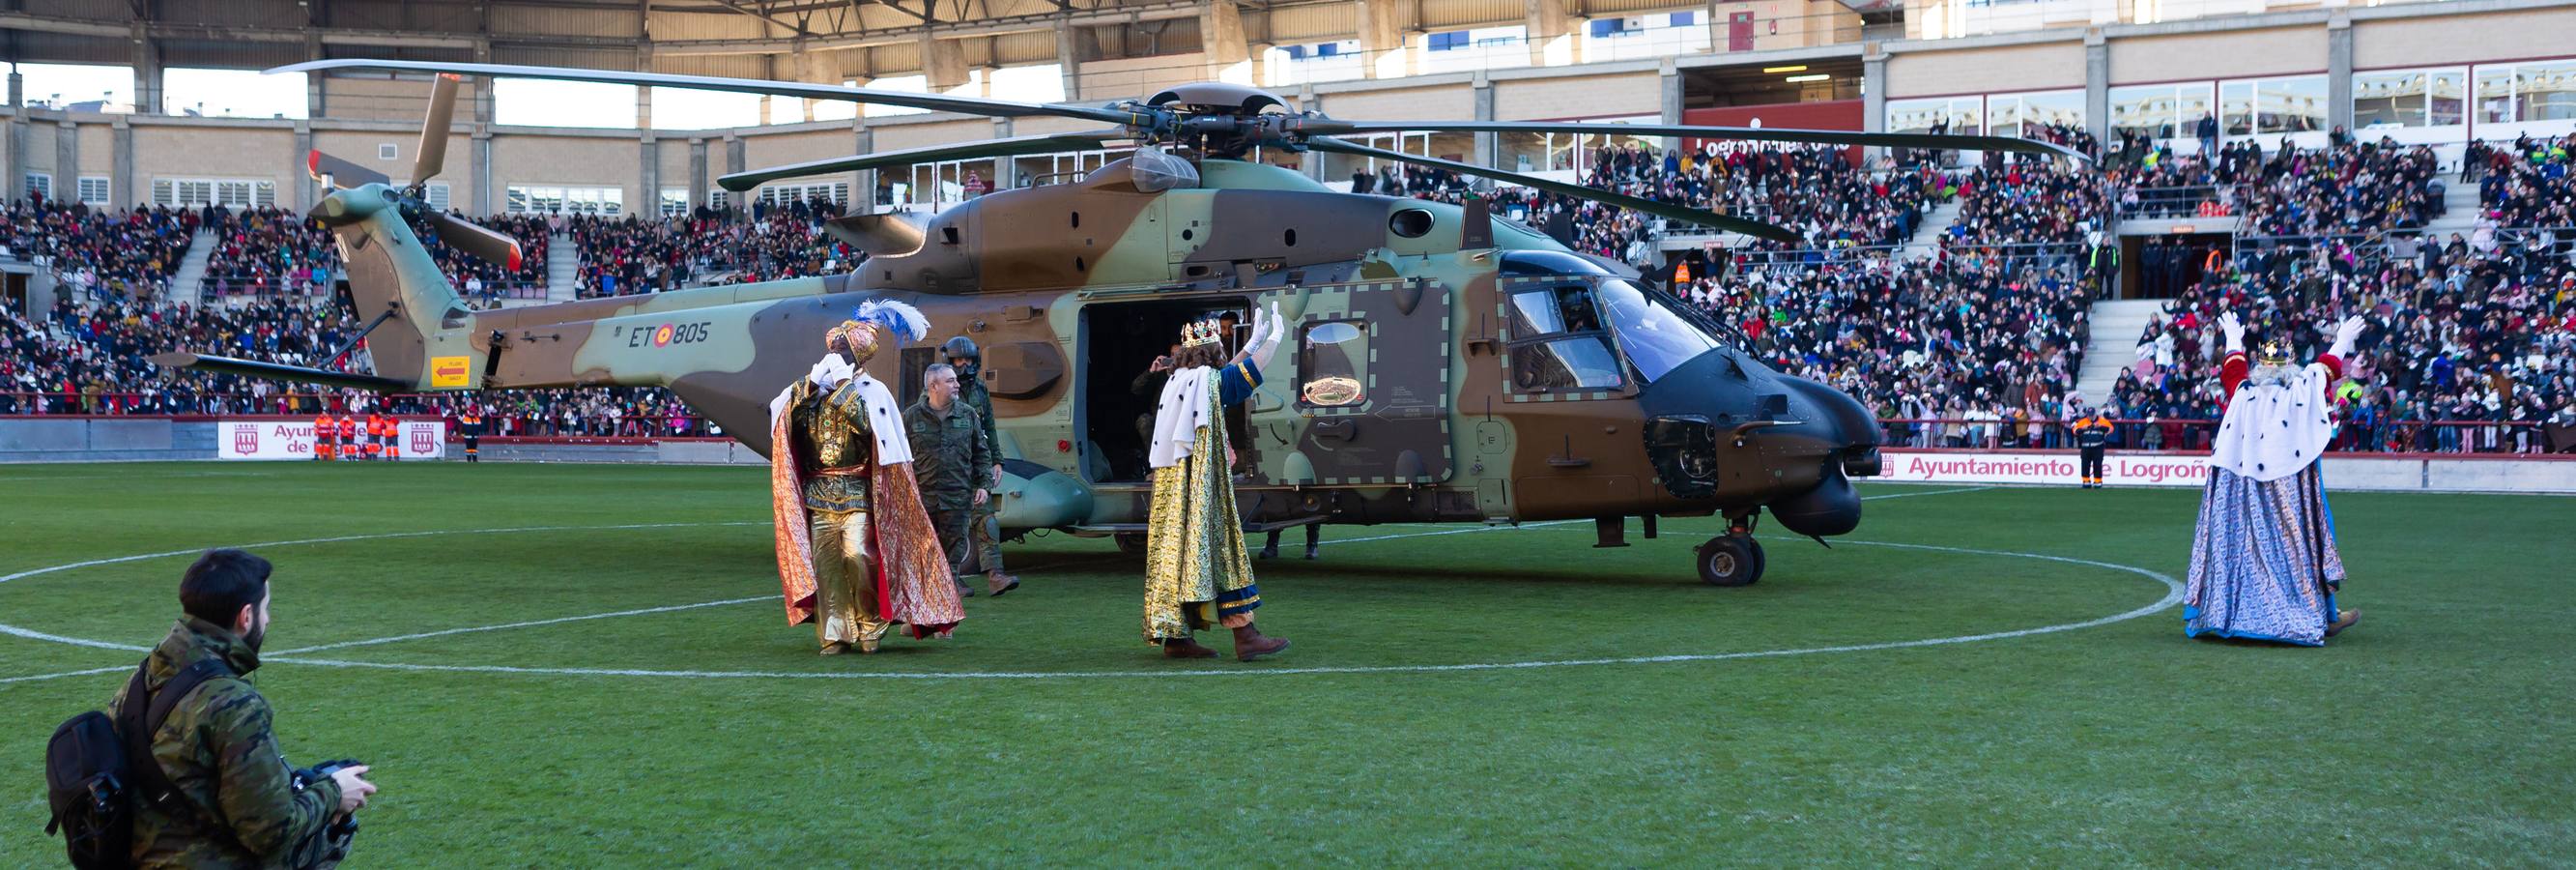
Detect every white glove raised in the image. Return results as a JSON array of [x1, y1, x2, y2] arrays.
[[2218, 311, 2246, 354], [2330, 314, 2366, 359], [1246, 302, 1285, 370]]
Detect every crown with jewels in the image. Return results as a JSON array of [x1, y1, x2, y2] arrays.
[[1180, 318, 1226, 349], [2258, 340, 2290, 365]]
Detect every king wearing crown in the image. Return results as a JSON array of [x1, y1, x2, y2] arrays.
[[768, 300, 964, 653], [2184, 311, 2368, 645], [1142, 304, 1291, 659]]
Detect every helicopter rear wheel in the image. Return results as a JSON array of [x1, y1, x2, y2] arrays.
[[1114, 532, 1148, 556], [1696, 535, 1764, 587]]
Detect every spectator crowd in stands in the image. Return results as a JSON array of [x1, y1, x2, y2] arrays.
[[568, 195, 858, 298], [4, 130, 2566, 452], [0, 198, 196, 301]]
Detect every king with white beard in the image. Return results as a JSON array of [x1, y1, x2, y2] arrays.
[[2184, 311, 2367, 645]]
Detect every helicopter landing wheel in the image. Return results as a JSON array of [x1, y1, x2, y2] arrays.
[[1114, 532, 1149, 556], [1696, 535, 1764, 587]]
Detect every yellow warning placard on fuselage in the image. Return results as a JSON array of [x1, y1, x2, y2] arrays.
[[430, 356, 472, 388]]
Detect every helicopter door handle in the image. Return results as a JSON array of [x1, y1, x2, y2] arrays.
[[1464, 336, 1499, 355], [1546, 455, 1591, 468], [1313, 419, 1357, 442]]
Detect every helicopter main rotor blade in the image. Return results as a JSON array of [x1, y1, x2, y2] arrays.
[[422, 211, 525, 272], [414, 72, 460, 185], [1303, 137, 1801, 243], [270, 59, 1148, 128], [307, 150, 389, 189], [1295, 119, 2088, 162], [718, 130, 1133, 192]]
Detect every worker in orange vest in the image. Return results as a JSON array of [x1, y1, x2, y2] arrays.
[[336, 412, 359, 461], [459, 408, 484, 463], [313, 410, 336, 461], [382, 411, 403, 462], [363, 411, 386, 460]]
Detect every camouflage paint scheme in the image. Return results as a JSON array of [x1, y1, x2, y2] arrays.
[[299, 155, 1880, 570]]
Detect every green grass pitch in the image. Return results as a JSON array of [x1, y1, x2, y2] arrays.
[[1, 462, 2569, 865]]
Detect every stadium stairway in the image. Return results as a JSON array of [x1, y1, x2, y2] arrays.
[[2074, 299, 2166, 402], [1899, 200, 1964, 259], [2420, 181, 2485, 236], [544, 231, 576, 303], [172, 227, 215, 305]]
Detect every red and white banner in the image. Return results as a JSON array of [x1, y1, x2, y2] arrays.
[[215, 420, 448, 461], [1875, 450, 2212, 487]]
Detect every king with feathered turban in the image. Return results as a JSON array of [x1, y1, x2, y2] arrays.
[[768, 299, 964, 653]]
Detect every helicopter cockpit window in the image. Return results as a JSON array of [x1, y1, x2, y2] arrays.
[[1513, 338, 1625, 392], [1593, 279, 1718, 383], [1503, 284, 1624, 392], [1506, 286, 1602, 337], [1298, 321, 1367, 407]]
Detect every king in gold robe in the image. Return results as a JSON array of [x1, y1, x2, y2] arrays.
[[770, 302, 963, 653], [1143, 305, 1290, 660]]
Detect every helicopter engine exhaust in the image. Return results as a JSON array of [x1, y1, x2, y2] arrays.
[[1767, 463, 1861, 538]]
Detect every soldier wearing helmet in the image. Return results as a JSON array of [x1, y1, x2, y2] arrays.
[[942, 334, 1018, 596]]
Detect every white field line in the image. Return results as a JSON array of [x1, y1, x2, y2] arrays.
[[0, 486, 2057, 684]]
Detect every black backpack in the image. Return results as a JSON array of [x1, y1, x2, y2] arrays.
[[43, 657, 230, 870]]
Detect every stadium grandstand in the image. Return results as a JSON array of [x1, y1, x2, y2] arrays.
[[0, 0, 2568, 453]]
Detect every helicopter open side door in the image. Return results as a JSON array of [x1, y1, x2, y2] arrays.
[[1273, 277, 1453, 486]]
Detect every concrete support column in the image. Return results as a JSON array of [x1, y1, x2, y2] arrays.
[[55, 118, 75, 202], [852, 126, 874, 210], [1527, 0, 1574, 67], [1357, 0, 1405, 80], [111, 119, 133, 209], [290, 122, 312, 212], [5, 74, 19, 204], [1473, 74, 1497, 171], [990, 119, 1016, 189], [1056, 22, 1085, 102], [472, 40, 497, 128], [1202, 1, 1249, 82], [7, 115, 22, 202], [2084, 30, 2109, 149], [724, 134, 746, 215], [305, 35, 326, 119], [130, 25, 161, 115], [472, 131, 494, 217], [1862, 46, 1888, 164], [688, 137, 709, 209], [1301, 84, 1326, 183], [640, 132, 660, 215], [2326, 13, 2354, 135], [924, 35, 969, 92], [796, 47, 839, 122], [1659, 59, 1684, 154]]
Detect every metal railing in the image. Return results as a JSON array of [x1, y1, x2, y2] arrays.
[[2118, 184, 2230, 221], [0, 392, 721, 438], [1875, 417, 2564, 454]]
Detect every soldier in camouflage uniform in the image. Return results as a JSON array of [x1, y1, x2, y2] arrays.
[[941, 336, 1018, 595], [905, 362, 999, 598], [109, 549, 375, 868]]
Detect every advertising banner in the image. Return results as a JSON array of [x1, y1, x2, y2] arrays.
[[1875, 450, 2212, 487], [216, 420, 448, 461]]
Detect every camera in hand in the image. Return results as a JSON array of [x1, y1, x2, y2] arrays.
[[291, 759, 365, 865]]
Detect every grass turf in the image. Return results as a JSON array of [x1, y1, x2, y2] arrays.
[[0, 462, 2568, 865]]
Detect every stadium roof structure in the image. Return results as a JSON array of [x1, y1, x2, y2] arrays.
[[0, 0, 1563, 76]]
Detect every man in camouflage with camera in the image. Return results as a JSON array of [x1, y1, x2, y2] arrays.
[[110, 548, 377, 868]]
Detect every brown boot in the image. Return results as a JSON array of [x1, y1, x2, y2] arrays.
[[987, 571, 1019, 597], [2326, 609, 2361, 637], [1161, 636, 1218, 658], [1231, 624, 1290, 661]]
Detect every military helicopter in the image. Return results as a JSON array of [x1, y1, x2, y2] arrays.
[[158, 59, 2080, 586]]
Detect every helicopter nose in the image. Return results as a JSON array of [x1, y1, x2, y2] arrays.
[[1775, 376, 1882, 478], [1764, 376, 1879, 538]]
